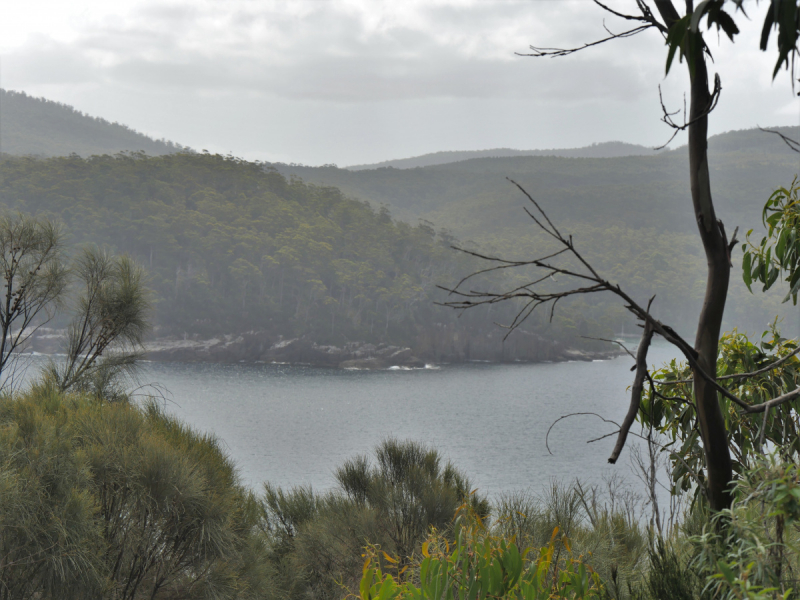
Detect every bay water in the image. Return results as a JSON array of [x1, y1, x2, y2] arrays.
[[132, 340, 683, 498]]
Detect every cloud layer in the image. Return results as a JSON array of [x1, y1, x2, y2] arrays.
[[1, 0, 797, 164]]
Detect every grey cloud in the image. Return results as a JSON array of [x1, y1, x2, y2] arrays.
[[2, 0, 795, 167], [4, 14, 660, 105]]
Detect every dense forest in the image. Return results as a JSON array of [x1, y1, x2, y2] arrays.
[[1, 90, 798, 355], [0, 152, 612, 362], [0, 89, 189, 157], [276, 126, 800, 337]]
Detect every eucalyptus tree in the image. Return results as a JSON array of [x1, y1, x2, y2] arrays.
[[444, 0, 800, 513]]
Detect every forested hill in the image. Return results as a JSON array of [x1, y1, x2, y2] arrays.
[[275, 126, 800, 232], [273, 126, 800, 337], [0, 89, 189, 157], [0, 152, 608, 362], [347, 141, 662, 170]]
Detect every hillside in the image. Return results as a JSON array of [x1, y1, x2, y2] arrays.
[[346, 141, 662, 170], [276, 126, 800, 232], [0, 89, 189, 157], [274, 126, 800, 337], [0, 152, 609, 364]]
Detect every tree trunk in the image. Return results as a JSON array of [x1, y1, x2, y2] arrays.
[[687, 36, 733, 512]]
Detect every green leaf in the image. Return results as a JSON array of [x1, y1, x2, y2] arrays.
[[690, 0, 714, 32], [717, 560, 736, 584], [713, 9, 740, 41], [743, 251, 753, 291], [666, 16, 690, 75]]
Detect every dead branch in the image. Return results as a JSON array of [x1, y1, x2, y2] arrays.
[[545, 412, 621, 455], [759, 126, 800, 153], [518, 0, 667, 60], [654, 74, 722, 150], [441, 179, 800, 463], [609, 307, 655, 464], [520, 24, 654, 59], [580, 335, 636, 361]]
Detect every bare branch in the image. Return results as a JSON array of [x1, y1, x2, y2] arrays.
[[580, 335, 636, 361], [587, 430, 621, 444], [744, 387, 800, 415], [519, 25, 654, 59], [655, 74, 722, 150], [546, 412, 621, 455], [758, 126, 800, 153], [609, 307, 655, 464], [594, 0, 653, 24]]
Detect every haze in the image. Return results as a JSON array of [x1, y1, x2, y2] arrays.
[[1, 0, 798, 166]]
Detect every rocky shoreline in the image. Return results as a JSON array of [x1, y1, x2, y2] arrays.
[[26, 329, 623, 369]]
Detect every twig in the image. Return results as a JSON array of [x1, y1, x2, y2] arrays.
[[545, 412, 621, 455], [654, 74, 722, 150], [759, 126, 800, 153], [580, 335, 636, 361]]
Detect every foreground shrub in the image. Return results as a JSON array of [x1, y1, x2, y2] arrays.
[[262, 439, 487, 600], [359, 506, 605, 600], [0, 385, 275, 600]]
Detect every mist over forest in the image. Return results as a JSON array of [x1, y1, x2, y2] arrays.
[[1, 89, 798, 363]]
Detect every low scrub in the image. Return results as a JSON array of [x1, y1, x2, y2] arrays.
[[0, 384, 274, 600]]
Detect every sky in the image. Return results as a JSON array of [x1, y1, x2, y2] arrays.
[[1, 0, 798, 166]]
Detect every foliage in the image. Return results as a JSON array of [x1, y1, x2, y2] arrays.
[[494, 482, 648, 600], [689, 455, 800, 600], [676, 0, 800, 79], [41, 247, 150, 399], [336, 439, 490, 563], [357, 506, 605, 600], [261, 439, 486, 600], [0, 152, 604, 359], [640, 324, 800, 499], [743, 178, 800, 303], [0, 212, 68, 383], [0, 386, 275, 600]]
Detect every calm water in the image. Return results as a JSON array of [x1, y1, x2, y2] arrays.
[[127, 341, 683, 497]]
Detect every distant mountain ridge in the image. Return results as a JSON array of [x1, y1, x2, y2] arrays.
[[0, 89, 190, 157], [346, 141, 664, 170]]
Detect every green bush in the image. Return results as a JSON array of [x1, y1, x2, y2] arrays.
[[0, 385, 275, 600], [261, 438, 487, 600]]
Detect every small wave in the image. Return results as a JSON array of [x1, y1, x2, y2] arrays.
[[387, 365, 412, 371], [424, 364, 440, 370]]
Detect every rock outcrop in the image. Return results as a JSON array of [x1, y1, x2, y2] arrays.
[[23, 329, 620, 369], [143, 333, 426, 369]]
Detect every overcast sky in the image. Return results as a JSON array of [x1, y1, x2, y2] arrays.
[[1, 0, 798, 166]]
